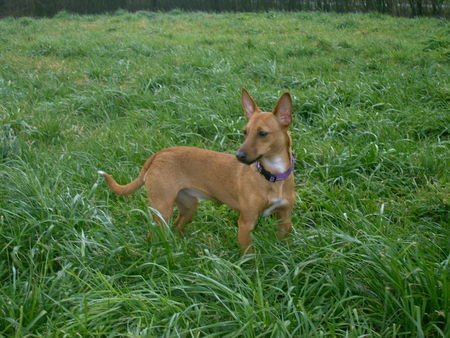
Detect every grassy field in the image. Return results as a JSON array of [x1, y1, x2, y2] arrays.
[[0, 10, 449, 336]]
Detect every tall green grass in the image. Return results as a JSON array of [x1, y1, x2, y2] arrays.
[[0, 10, 448, 336]]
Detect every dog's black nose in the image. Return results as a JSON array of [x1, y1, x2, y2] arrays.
[[236, 150, 247, 162]]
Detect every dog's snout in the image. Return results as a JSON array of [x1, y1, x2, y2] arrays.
[[236, 150, 247, 162]]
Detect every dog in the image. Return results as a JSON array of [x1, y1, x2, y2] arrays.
[[98, 89, 295, 253]]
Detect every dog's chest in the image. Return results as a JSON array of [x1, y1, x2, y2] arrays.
[[261, 182, 292, 216], [262, 198, 288, 216]]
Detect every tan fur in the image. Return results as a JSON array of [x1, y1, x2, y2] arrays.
[[99, 89, 295, 254]]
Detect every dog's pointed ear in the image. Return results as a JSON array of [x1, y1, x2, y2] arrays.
[[273, 92, 292, 126], [242, 88, 260, 120]]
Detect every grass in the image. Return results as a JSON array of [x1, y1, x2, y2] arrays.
[[0, 10, 449, 336]]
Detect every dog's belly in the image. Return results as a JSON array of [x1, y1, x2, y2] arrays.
[[183, 189, 288, 217], [179, 188, 241, 210], [182, 188, 212, 200]]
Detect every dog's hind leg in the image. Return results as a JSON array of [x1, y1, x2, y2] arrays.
[[174, 190, 198, 234], [145, 179, 178, 228]]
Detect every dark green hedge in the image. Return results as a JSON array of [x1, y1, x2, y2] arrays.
[[0, 0, 448, 18]]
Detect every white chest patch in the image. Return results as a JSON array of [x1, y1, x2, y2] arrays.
[[264, 156, 288, 173], [262, 199, 288, 217]]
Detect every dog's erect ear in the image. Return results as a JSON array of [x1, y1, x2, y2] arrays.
[[242, 88, 260, 120], [273, 93, 292, 126]]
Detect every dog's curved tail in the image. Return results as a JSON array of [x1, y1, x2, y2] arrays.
[[98, 155, 155, 195]]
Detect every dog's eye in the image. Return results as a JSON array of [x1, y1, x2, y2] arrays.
[[258, 131, 268, 137], [243, 130, 247, 136]]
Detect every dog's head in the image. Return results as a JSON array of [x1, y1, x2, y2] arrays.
[[236, 89, 292, 165]]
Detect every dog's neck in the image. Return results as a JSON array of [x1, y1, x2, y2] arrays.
[[259, 150, 292, 174]]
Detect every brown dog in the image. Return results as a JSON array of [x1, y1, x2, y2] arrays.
[[98, 89, 295, 253]]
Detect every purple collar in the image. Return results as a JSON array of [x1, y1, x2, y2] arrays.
[[256, 155, 295, 182]]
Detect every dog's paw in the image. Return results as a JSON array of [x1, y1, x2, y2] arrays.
[[97, 170, 106, 175]]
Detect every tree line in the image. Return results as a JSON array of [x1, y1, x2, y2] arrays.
[[0, 0, 448, 18]]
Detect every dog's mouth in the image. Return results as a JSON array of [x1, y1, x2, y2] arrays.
[[237, 155, 262, 165]]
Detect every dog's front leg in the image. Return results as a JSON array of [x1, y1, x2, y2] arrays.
[[238, 211, 259, 254], [276, 206, 293, 240]]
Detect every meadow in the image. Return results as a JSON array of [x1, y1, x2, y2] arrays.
[[0, 10, 448, 336]]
